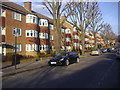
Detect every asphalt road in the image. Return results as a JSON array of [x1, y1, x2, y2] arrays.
[[2, 53, 120, 88]]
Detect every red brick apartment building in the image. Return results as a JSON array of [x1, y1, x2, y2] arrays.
[[0, 1, 55, 56], [0, 1, 105, 56]]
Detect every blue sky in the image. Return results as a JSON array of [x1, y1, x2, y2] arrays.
[[99, 2, 118, 35], [9, 1, 119, 35]]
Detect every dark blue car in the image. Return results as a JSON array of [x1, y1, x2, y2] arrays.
[[102, 49, 108, 53], [48, 52, 80, 66]]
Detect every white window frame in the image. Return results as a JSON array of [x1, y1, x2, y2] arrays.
[[65, 28, 71, 34], [13, 44, 22, 52], [0, 8, 6, 17], [74, 35, 79, 39], [66, 46, 71, 50], [66, 38, 71, 42], [26, 30, 37, 37], [39, 45, 48, 51], [49, 24, 53, 30], [61, 29, 64, 33], [13, 12, 21, 21], [39, 33, 48, 39], [26, 14, 38, 24], [13, 27, 21, 36], [39, 19, 48, 27], [50, 35, 54, 40], [26, 44, 37, 51]]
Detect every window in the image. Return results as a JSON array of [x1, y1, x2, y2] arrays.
[[26, 44, 37, 51], [49, 24, 53, 30], [26, 30, 37, 37], [50, 35, 54, 40], [61, 29, 64, 33], [39, 19, 48, 27], [33, 17, 36, 23], [39, 33, 48, 39], [39, 45, 48, 51], [62, 38, 65, 41], [0, 8, 6, 17], [73, 27, 77, 32], [26, 14, 37, 24], [13, 12, 21, 21], [85, 38, 89, 41], [13, 44, 22, 52], [61, 46, 65, 50], [74, 35, 79, 39], [13, 28, 21, 36], [66, 38, 71, 42], [66, 46, 71, 50], [74, 43, 79, 47], [65, 29, 71, 34], [0, 27, 2, 35]]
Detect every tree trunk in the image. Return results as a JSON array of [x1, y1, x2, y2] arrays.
[[93, 32, 97, 49], [55, 27, 61, 54], [81, 30, 85, 54]]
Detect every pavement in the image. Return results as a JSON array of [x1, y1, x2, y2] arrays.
[[1, 53, 91, 77]]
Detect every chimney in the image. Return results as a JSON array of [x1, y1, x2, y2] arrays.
[[24, 1, 32, 11]]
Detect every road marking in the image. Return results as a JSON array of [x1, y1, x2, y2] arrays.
[[97, 61, 116, 87]]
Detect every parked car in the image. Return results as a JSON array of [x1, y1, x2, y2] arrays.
[[90, 49, 102, 56], [48, 52, 80, 66], [102, 48, 108, 53], [116, 48, 120, 59], [106, 48, 111, 52]]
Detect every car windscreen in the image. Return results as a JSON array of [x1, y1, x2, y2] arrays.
[[55, 53, 68, 58], [92, 49, 98, 51]]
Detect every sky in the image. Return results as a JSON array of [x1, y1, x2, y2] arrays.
[[7, 0, 119, 35]]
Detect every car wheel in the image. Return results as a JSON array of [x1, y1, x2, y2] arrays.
[[65, 60, 69, 66], [76, 58, 80, 63]]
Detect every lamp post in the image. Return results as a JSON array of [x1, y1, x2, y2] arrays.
[[14, 32, 18, 69]]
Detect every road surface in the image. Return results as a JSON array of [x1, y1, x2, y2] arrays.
[[2, 53, 120, 88]]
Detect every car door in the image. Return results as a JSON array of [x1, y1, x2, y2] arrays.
[[68, 52, 74, 63], [70, 52, 76, 63]]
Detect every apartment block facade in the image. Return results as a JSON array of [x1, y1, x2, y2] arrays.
[[0, 1, 105, 56]]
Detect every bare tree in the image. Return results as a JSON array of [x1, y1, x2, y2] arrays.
[[65, 2, 92, 54], [101, 23, 116, 48], [89, 2, 104, 49], [42, 0, 78, 54]]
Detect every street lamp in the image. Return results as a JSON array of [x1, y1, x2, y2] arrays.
[[14, 32, 19, 69]]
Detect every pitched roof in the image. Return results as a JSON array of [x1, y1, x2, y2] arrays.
[[0, 1, 30, 14], [0, 1, 53, 23], [31, 11, 53, 24]]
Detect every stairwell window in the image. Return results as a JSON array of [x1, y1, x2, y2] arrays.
[[39, 33, 48, 39], [13, 28, 21, 36], [13, 12, 21, 21], [50, 35, 54, 40]]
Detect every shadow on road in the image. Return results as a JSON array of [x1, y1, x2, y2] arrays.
[[2, 53, 120, 88], [30, 53, 120, 88]]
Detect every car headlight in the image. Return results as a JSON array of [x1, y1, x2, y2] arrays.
[[60, 58, 64, 61]]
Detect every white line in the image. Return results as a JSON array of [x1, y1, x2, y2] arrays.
[[97, 61, 116, 86]]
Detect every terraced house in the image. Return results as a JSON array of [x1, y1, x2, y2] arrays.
[[0, 1, 105, 56]]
